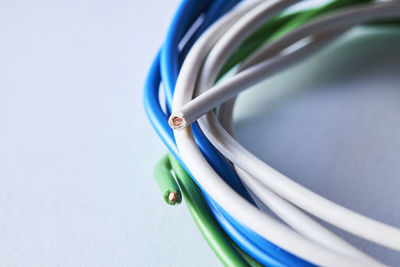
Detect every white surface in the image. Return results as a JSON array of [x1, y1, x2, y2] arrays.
[[0, 1, 219, 266], [0, 1, 399, 267]]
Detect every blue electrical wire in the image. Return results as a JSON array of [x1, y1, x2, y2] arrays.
[[161, 0, 213, 109], [144, 0, 315, 265], [160, 0, 255, 212]]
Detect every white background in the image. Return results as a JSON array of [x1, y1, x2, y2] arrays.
[[0, 0, 399, 266]]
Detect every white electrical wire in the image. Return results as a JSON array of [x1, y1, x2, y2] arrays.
[[197, 28, 381, 263], [169, 0, 300, 129], [170, 1, 394, 266], [171, 0, 400, 129], [170, 1, 400, 266], [193, 1, 400, 253]]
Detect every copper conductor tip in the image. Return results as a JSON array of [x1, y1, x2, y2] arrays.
[[169, 114, 186, 130], [168, 192, 178, 203], [172, 116, 182, 127]]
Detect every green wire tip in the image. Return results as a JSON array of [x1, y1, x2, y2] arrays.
[[154, 155, 182, 206], [164, 189, 182, 205]]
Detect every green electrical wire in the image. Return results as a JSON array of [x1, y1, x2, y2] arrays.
[[266, 0, 374, 42], [218, 0, 395, 79], [230, 241, 263, 267], [153, 155, 182, 205], [217, 12, 297, 79], [167, 153, 250, 267], [154, 153, 263, 266]]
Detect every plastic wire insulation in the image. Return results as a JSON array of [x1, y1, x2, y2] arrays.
[[195, 0, 300, 100], [169, 0, 300, 130], [216, 0, 362, 79], [240, 0, 373, 69], [173, 1, 400, 252], [196, 22, 380, 264], [144, 51, 314, 267], [146, 0, 400, 265], [211, 61, 376, 262], [169, 153, 296, 267], [170, 2, 382, 265], [144, 3, 322, 265], [171, 1, 400, 130], [161, 0, 213, 109], [229, 241, 264, 267], [180, 0, 241, 61], [217, 12, 298, 79], [173, 117, 369, 266], [161, 0, 256, 205], [217, 0, 389, 80], [265, 0, 374, 42], [167, 154, 250, 267], [153, 155, 182, 205]]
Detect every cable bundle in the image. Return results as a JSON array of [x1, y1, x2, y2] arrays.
[[143, 0, 400, 266]]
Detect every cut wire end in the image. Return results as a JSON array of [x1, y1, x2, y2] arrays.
[[169, 113, 187, 130], [165, 189, 182, 205], [154, 155, 182, 206], [168, 191, 178, 203]]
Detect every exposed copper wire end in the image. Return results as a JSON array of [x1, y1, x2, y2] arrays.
[[172, 117, 182, 127], [168, 192, 178, 203], [169, 113, 186, 130]]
